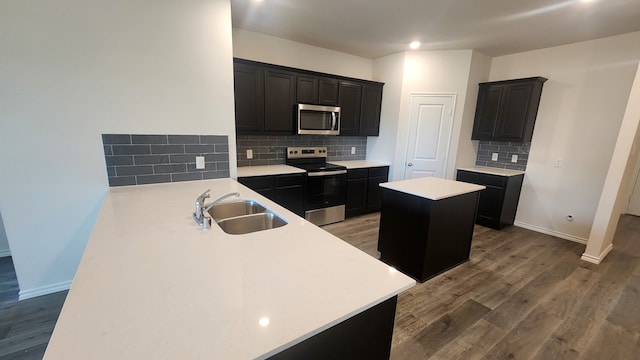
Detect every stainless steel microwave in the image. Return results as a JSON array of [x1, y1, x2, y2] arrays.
[[297, 104, 341, 135]]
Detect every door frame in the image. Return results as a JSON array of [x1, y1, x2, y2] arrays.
[[403, 92, 457, 180]]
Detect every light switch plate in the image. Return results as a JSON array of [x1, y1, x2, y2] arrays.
[[247, 149, 253, 159], [491, 153, 498, 161], [195, 156, 205, 169], [351, 146, 356, 155], [511, 154, 518, 163]]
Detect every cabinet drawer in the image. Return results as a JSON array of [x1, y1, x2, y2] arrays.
[[238, 176, 275, 191], [456, 170, 478, 184], [369, 166, 389, 178], [276, 173, 305, 187], [347, 169, 368, 180], [477, 173, 507, 188]]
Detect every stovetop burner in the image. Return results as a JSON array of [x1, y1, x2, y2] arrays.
[[285, 146, 346, 173]]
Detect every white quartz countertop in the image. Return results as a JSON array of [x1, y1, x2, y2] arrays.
[[457, 166, 525, 177], [380, 177, 486, 200], [328, 160, 390, 169], [237, 164, 306, 177], [45, 179, 414, 360]]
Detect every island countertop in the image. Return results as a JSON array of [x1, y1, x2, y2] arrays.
[[44, 179, 414, 360], [380, 177, 485, 200]]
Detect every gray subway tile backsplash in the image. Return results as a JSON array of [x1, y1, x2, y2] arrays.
[[102, 134, 229, 187], [475, 140, 530, 171], [236, 135, 367, 167]]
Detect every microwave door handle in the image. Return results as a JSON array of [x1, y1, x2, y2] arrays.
[[331, 112, 336, 131]]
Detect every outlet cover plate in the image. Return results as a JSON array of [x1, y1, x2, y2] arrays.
[[491, 153, 498, 161]]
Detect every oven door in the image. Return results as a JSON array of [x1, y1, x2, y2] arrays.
[[305, 170, 347, 210]]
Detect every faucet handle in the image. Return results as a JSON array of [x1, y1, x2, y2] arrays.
[[196, 189, 211, 203]]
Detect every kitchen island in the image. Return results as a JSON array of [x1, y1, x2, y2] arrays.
[[44, 179, 414, 359], [378, 177, 485, 282]]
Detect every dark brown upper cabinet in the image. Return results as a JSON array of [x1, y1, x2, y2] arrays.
[[264, 69, 296, 134], [296, 76, 339, 106], [233, 61, 265, 133], [359, 83, 384, 136], [338, 81, 362, 136], [471, 77, 547, 143], [233, 58, 384, 137]]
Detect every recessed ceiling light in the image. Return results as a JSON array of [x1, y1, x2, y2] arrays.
[[409, 41, 421, 49]]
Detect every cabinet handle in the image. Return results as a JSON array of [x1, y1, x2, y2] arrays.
[[407, 162, 413, 167]]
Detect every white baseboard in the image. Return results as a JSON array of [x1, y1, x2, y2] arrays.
[[580, 243, 613, 264], [0, 249, 11, 258], [513, 221, 588, 244], [18, 280, 72, 301]]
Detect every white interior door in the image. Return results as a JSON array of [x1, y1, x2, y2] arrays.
[[404, 94, 455, 180]]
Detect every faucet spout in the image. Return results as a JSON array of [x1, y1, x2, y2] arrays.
[[203, 192, 240, 213]]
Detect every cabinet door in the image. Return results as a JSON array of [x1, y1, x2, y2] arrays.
[[477, 185, 504, 226], [264, 70, 296, 134], [359, 84, 383, 136], [318, 78, 339, 106], [472, 84, 503, 140], [233, 62, 264, 134], [275, 174, 305, 216], [494, 83, 534, 140], [296, 76, 318, 104], [346, 177, 368, 217], [338, 81, 362, 136], [366, 167, 389, 211], [238, 176, 276, 200]]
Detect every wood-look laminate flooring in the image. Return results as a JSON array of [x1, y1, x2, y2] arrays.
[[324, 213, 640, 360], [0, 215, 638, 359]]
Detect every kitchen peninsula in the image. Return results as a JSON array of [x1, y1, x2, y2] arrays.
[[44, 179, 414, 359], [378, 177, 485, 282]]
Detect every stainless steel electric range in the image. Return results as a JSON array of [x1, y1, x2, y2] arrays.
[[286, 147, 347, 226]]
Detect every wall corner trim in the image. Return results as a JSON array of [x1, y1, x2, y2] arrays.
[[513, 221, 588, 244], [580, 243, 614, 265], [18, 280, 72, 301]]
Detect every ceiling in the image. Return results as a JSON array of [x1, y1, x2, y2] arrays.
[[230, 0, 640, 58]]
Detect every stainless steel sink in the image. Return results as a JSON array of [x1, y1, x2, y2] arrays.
[[207, 200, 267, 222], [206, 199, 287, 235], [216, 213, 287, 235]]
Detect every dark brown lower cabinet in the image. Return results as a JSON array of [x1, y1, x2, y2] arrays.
[[267, 296, 398, 360], [456, 170, 525, 229], [345, 166, 389, 218], [238, 173, 305, 217], [378, 188, 481, 282]]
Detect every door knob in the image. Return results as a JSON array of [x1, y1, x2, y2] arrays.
[[407, 162, 413, 167]]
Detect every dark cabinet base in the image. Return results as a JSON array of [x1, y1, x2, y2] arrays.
[[456, 170, 524, 230], [378, 189, 481, 282], [267, 296, 398, 360]]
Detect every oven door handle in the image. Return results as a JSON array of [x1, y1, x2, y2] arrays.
[[307, 170, 347, 177]]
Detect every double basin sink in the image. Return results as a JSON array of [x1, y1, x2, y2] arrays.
[[208, 199, 287, 235]]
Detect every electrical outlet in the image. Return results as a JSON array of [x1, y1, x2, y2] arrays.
[[555, 159, 562, 167], [247, 149, 253, 159], [491, 153, 498, 161], [351, 146, 356, 155], [511, 154, 518, 163], [195, 156, 205, 169]]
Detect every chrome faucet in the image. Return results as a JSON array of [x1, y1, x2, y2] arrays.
[[193, 190, 240, 230], [193, 189, 211, 223], [203, 192, 241, 214]]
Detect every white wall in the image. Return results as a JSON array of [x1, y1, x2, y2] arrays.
[[0, 213, 9, 257], [392, 50, 476, 181], [232, 28, 373, 80], [454, 52, 492, 170], [0, 0, 236, 299], [583, 63, 640, 263], [368, 53, 407, 178], [490, 32, 640, 242]]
